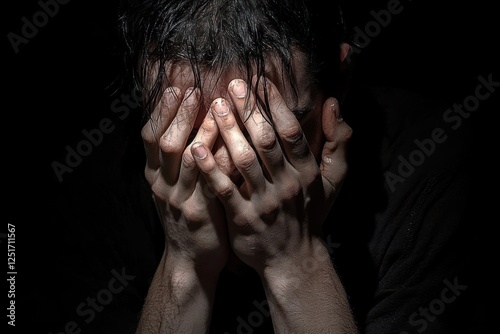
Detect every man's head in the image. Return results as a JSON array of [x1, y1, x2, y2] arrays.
[[119, 0, 348, 156]]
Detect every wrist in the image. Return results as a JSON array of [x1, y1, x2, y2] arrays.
[[136, 249, 221, 333], [165, 241, 227, 275], [258, 238, 357, 333], [161, 250, 221, 297], [260, 237, 334, 295]]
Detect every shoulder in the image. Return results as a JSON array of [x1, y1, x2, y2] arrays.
[[330, 83, 487, 333]]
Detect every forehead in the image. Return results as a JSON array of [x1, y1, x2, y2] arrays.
[[162, 52, 317, 111]]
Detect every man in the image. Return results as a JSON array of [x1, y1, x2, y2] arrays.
[[120, 0, 356, 332], [119, 0, 485, 333]]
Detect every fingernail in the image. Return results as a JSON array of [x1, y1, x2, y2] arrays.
[[331, 99, 343, 122], [192, 142, 207, 159], [230, 79, 246, 98], [212, 98, 229, 116]]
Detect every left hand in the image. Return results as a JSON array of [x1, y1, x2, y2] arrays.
[[190, 77, 352, 273], [141, 87, 229, 276]]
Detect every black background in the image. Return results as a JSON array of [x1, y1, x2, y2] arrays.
[[4, 0, 498, 333]]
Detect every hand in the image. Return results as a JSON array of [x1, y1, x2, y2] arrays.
[[141, 86, 229, 275], [190, 77, 352, 273]]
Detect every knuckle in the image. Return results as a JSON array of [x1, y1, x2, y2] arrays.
[[231, 208, 254, 229], [214, 150, 234, 172], [326, 123, 353, 152], [144, 166, 157, 185], [281, 179, 301, 200], [339, 123, 353, 142], [201, 157, 218, 175], [216, 181, 235, 199], [141, 124, 156, 145], [182, 206, 204, 223], [150, 179, 168, 201], [290, 140, 310, 159], [255, 130, 277, 152], [167, 196, 183, 211], [220, 118, 237, 131], [181, 148, 196, 169], [334, 122, 353, 143], [167, 189, 188, 210], [258, 200, 280, 221], [159, 135, 182, 155], [200, 116, 217, 132], [234, 148, 257, 171], [281, 124, 304, 145]]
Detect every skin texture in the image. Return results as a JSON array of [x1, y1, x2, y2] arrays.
[[136, 50, 357, 333]]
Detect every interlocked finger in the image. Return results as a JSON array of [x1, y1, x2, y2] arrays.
[[159, 87, 201, 185], [142, 87, 181, 179]]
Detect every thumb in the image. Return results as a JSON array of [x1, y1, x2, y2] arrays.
[[320, 97, 353, 201]]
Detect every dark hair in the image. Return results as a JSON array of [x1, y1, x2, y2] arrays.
[[118, 0, 346, 121]]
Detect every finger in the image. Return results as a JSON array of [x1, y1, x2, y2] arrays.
[[320, 97, 353, 201], [228, 79, 285, 180], [253, 76, 316, 172], [177, 110, 219, 195], [191, 142, 244, 209], [141, 87, 181, 174], [159, 87, 201, 185], [211, 98, 266, 193], [213, 138, 239, 181]]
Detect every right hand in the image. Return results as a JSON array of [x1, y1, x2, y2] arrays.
[[190, 78, 351, 275], [141, 86, 229, 275]]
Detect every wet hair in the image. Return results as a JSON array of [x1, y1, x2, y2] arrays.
[[118, 0, 346, 122]]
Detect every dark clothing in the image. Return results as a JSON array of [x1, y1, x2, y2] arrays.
[[333, 84, 489, 334]]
